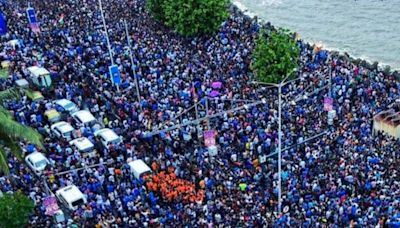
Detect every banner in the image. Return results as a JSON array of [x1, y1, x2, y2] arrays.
[[324, 97, 333, 111], [26, 7, 40, 33], [0, 11, 7, 35], [109, 65, 121, 85], [204, 130, 215, 147], [43, 196, 59, 216]]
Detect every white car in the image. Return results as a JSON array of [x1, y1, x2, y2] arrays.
[[128, 159, 152, 179], [55, 185, 87, 211], [94, 128, 122, 148], [72, 110, 96, 127], [51, 121, 75, 140], [69, 137, 96, 157], [25, 152, 50, 175], [55, 99, 79, 114]]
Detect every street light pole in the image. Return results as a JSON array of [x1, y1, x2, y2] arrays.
[[98, 0, 119, 92], [124, 20, 142, 112], [328, 55, 332, 97], [190, 74, 199, 123], [99, 0, 113, 65], [277, 83, 283, 214]]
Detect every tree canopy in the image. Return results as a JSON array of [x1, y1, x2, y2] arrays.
[[0, 89, 43, 175], [251, 29, 300, 83], [0, 191, 35, 228], [147, 0, 230, 37]]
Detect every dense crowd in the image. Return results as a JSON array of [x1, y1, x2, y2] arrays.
[[0, 0, 399, 227]]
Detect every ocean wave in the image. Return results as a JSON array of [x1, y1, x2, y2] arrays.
[[232, 0, 256, 17]]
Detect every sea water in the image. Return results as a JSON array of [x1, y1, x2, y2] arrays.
[[234, 0, 400, 70]]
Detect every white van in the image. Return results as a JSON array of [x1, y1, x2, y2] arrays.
[[55, 185, 86, 211], [72, 110, 96, 127], [94, 128, 122, 148], [128, 159, 152, 179], [69, 137, 96, 157], [27, 66, 52, 88], [51, 121, 74, 140]]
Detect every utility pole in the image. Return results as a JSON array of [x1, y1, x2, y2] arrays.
[[98, 0, 119, 92], [328, 55, 332, 97], [124, 20, 142, 112], [277, 83, 282, 214], [205, 98, 210, 129]]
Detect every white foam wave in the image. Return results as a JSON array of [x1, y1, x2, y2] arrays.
[[232, 0, 256, 17], [260, 0, 283, 7]]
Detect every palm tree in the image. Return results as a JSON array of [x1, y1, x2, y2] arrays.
[[0, 89, 43, 175]]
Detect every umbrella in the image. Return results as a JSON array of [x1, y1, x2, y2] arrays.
[[211, 81, 222, 89], [209, 90, 220, 97]]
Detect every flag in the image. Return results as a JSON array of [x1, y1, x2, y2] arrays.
[[0, 11, 7, 36], [30, 23, 40, 33], [58, 13, 64, 25], [26, 7, 40, 33]]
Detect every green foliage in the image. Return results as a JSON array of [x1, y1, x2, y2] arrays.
[[147, 0, 230, 37], [0, 68, 8, 79], [0, 191, 34, 228], [252, 29, 300, 83], [147, 0, 166, 21], [0, 89, 43, 175]]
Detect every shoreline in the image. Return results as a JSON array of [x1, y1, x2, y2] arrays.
[[230, 1, 400, 73]]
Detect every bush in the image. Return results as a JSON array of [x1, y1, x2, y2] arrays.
[[251, 29, 300, 83], [147, 0, 166, 21], [147, 0, 230, 37], [0, 192, 34, 228]]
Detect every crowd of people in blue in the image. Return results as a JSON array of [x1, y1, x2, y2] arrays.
[[0, 0, 399, 227]]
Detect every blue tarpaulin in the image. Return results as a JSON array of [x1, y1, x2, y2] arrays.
[[0, 11, 7, 35]]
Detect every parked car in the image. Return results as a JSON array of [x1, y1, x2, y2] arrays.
[[55, 185, 86, 211], [50, 121, 74, 140], [15, 78, 29, 88], [44, 109, 61, 123], [25, 152, 50, 176], [72, 110, 96, 127], [69, 137, 96, 158], [55, 99, 79, 114], [94, 128, 122, 148], [26, 90, 44, 102]]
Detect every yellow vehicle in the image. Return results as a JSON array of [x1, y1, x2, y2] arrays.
[[45, 109, 61, 123], [26, 91, 44, 102], [1, 60, 10, 68], [0, 61, 9, 79]]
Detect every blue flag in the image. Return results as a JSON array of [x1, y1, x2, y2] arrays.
[[26, 8, 37, 24], [26, 7, 40, 33], [109, 65, 121, 85], [0, 11, 7, 36]]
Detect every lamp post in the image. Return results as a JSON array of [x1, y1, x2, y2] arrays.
[[124, 20, 142, 112], [253, 69, 331, 214], [252, 68, 297, 214], [98, 0, 119, 92]]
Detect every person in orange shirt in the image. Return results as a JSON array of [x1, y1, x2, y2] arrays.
[[199, 180, 205, 189], [151, 162, 159, 172]]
